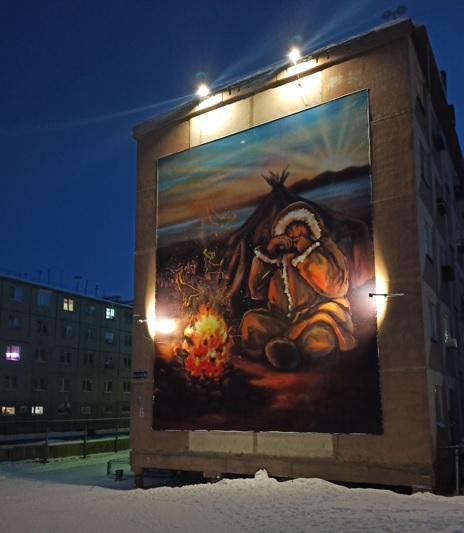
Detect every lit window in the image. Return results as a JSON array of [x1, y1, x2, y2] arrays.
[[105, 307, 115, 320], [62, 324, 73, 339], [33, 377, 46, 391], [5, 376, 18, 390], [32, 406, 44, 415], [59, 378, 70, 392], [38, 289, 51, 307], [104, 380, 113, 393], [1, 406, 15, 416], [123, 381, 131, 394], [82, 380, 92, 392], [105, 331, 115, 344], [83, 353, 94, 367], [104, 356, 114, 368], [60, 351, 71, 364], [63, 298, 74, 312], [86, 303, 96, 316], [81, 405, 92, 415], [35, 348, 46, 363], [10, 286, 23, 302], [8, 315, 22, 331], [6, 345, 20, 361], [37, 319, 49, 334]]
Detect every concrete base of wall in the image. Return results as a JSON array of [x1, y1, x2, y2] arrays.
[[130, 450, 433, 493]]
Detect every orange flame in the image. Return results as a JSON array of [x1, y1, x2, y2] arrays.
[[180, 305, 231, 380]]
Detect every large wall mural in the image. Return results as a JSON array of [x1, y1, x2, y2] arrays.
[[153, 90, 382, 434]]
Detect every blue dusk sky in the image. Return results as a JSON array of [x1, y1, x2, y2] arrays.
[[1, 0, 463, 300]]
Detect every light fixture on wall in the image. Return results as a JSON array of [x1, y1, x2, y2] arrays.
[[369, 292, 405, 298], [195, 71, 209, 98], [197, 83, 210, 97], [288, 47, 301, 65], [133, 314, 148, 324]]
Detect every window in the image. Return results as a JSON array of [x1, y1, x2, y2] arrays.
[[38, 289, 51, 307], [419, 143, 429, 184], [83, 353, 94, 367], [1, 406, 15, 416], [60, 350, 71, 365], [85, 328, 95, 341], [104, 380, 113, 393], [81, 405, 92, 415], [123, 357, 131, 370], [434, 385, 444, 425], [86, 303, 96, 316], [5, 376, 18, 390], [63, 298, 74, 312], [104, 356, 114, 368], [124, 311, 133, 324], [121, 404, 130, 414], [122, 381, 131, 394], [428, 302, 437, 340], [58, 401, 71, 414], [82, 380, 92, 392], [59, 378, 70, 392], [105, 331, 115, 344], [105, 307, 115, 320], [35, 348, 46, 363], [10, 286, 23, 301], [8, 315, 22, 331], [424, 223, 433, 258], [6, 345, 20, 361], [103, 404, 113, 414], [443, 315, 451, 341], [124, 334, 132, 347], [33, 377, 46, 391], [62, 324, 73, 339], [32, 406, 44, 415], [37, 319, 49, 334]]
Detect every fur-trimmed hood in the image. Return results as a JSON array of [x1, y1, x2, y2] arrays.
[[273, 201, 323, 241]]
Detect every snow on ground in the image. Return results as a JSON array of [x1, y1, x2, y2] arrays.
[[0, 451, 463, 533]]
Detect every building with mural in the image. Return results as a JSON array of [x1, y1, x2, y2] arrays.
[[131, 18, 464, 493], [0, 274, 133, 440]]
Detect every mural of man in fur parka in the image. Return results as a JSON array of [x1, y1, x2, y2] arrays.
[[240, 201, 357, 370]]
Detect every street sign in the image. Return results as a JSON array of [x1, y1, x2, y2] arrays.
[[132, 370, 148, 379]]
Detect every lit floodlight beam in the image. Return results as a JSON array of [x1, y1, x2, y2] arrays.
[[288, 47, 301, 65], [197, 83, 210, 98]]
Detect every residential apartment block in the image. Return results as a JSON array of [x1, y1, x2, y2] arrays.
[[0, 274, 133, 438], [131, 18, 464, 493]]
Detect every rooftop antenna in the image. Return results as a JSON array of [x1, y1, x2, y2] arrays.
[[74, 275, 82, 292], [381, 6, 408, 20]]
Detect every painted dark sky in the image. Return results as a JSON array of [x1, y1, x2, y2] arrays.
[[1, 0, 463, 300]]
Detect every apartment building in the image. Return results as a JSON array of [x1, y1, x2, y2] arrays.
[[130, 18, 464, 493], [0, 274, 133, 438]]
